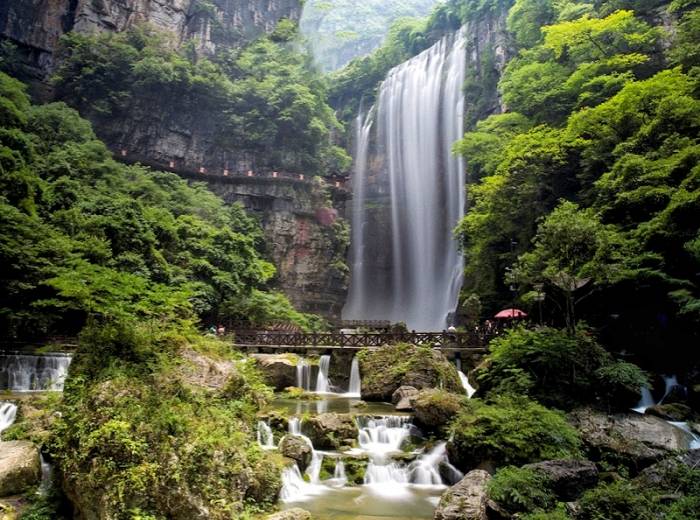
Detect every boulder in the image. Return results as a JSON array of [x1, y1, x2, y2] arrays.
[[635, 449, 700, 489], [434, 469, 491, 520], [359, 344, 463, 401], [392, 386, 419, 411], [279, 435, 312, 473], [570, 408, 694, 472], [662, 384, 688, 405], [413, 389, 464, 431], [252, 354, 298, 391], [266, 508, 313, 520], [523, 459, 598, 501], [0, 441, 41, 497], [305, 413, 358, 450], [645, 403, 699, 423]]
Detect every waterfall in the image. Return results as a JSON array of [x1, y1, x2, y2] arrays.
[[288, 417, 302, 435], [257, 421, 275, 449], [0, 353, 72, 392], [0, 402, 17, 438], [409, 442, 455, 485], [344, 110, 375, 320], [357, 415, 413, 456], [458, 372, 476, 398], [346, 356, 361, 397], [315, 355, 331, 393], [296, 358, 312, 391], [333, 459, 347, 483], [633, 387, 655, 413], [343, 28, 467, 330]]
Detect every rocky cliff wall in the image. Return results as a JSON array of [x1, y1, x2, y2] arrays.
[[0, 0, 301, 80], [207, 177, 350, 319]]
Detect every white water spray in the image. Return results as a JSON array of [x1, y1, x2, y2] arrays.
[[315, 355, 332, 393], [257, 421, 275, 449], [0, 402, 17, 438], [343, 28, 467, 330], [346, 356, 361, 397], [0, 353, 72, 391], [296, 358, 312, 391]]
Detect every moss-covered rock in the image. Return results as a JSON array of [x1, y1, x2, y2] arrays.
[[252, 354, 299, 391], [0, 394, 62, 446], [50, 322, 284, 519], [305, 413, 358, 450], [412, 389, 465, 432], [645, 403, 699, 423], [357, 343, 462, 401], [0, 441, 41, 497], [447, 396, 581, 471], [266, 508, 313, 520], [279, 435, 312, 473]]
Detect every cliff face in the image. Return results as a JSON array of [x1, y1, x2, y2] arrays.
[[0, 0, 301, 80], [208, 177, 350, 318]]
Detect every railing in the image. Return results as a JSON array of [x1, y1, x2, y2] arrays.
[[232, 331, 491, 349]]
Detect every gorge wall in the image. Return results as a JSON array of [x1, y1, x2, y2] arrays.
[[0, 0, 352, 319], [0, 0, 302, 81]]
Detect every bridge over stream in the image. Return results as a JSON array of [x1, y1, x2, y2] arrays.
[[232, 331, 491, 352]]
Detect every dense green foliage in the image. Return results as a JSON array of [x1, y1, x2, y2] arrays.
[[300, 0, 439, 71], [47, 321, 283, 519], [0, 71, 316, 337], [488, 466, 556, 514], [447, 395, 581, 469], [453, 1, 700, 363], [51, 24, 350, 175], [477, 326, 648, 409]]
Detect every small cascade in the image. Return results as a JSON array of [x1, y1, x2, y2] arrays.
[[364, 461, 410, 484], [633, 387, 655, 413], [409, 442, 460, 486], [660, 375, 684, 403], [357, 415, 412, 456], [333, 459, 347, 483], [315, 355, 332, 393], [257, 421, 275, 449], [458, 372, 476, 398], [38, 454, 53, 496], [669, 422, 700, 450], [346, 356, 361, 397], [280, 464, 310, 502], [288, 417, 301, 435], [296, 358, 312, 391], [0, 353, 72, 391], [0, 402, 17, 438]]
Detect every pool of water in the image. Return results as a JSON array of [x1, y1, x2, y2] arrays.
[[268, 396, 403, 416], [282, 483, 444, 520]]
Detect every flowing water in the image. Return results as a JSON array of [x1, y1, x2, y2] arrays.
[[0, 401, 17, 438], [316, 355, 332, 393], [345, 356, 361, 397], [296, 358, 313, 392], [0, 353, 73, 392], [257, 420, 275, 449], [343, 28, 467, 330], [279, 411, 457, 519]]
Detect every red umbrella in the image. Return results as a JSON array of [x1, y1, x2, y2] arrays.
[[494, 308, 527, 319]]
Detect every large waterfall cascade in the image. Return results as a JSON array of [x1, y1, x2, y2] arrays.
[[0, 352, 73, 392], [343, 27, 468, 330]]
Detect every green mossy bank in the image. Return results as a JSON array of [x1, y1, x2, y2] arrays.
[[47, 322, 285, 519]]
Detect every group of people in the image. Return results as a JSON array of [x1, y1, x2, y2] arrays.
[[208, 324, 227, 336]]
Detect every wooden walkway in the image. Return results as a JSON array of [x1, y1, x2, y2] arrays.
[[233, 331, 491, 351]]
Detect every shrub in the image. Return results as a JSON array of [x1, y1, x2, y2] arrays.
[[488, 466, 556, 514], [577, 481, 655, 520], [477, 326, 648, 410], [447, 395, 581, 470]]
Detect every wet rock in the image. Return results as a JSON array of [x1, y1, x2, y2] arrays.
[[635, 449, 700, 489], [279, 435, 312, 473], [413, 389, 464, 431], [645, 403, 699, 422], [392, 386, 419, 411], [359, 344, 463, 401], [662, 384, 688, 405], [434, 469, 491, 520], [305, 413, 358, 450], [266, 508, 313, 520], [252, 354, 298, 391], [0, 441, 41, 497], [570, 408, 694, 472], [524, 459, 598, 501]]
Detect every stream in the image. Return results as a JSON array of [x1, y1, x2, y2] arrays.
[[258, 354, 476, 520]]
